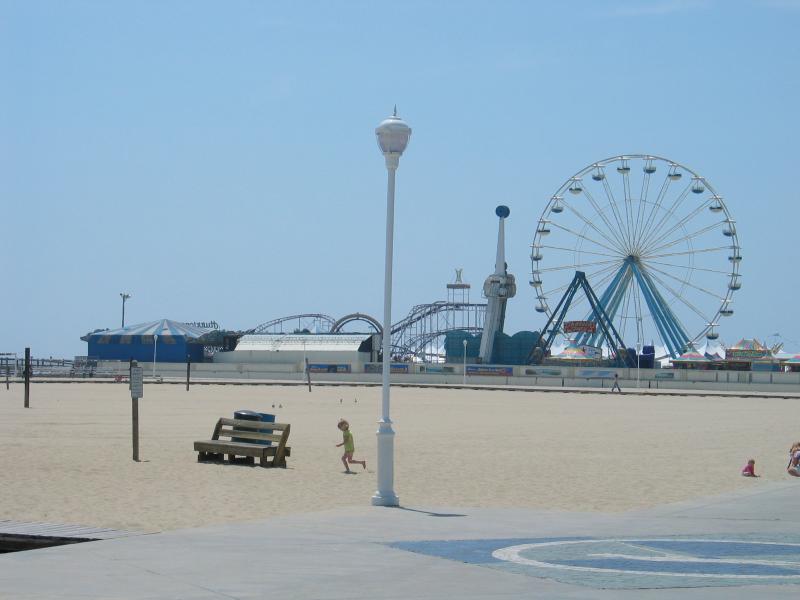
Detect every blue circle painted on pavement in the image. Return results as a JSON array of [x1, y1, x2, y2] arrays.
[[389, 535, 800, 589], [491, 538, 800, 587]]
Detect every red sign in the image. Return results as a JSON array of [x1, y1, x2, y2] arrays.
[[564, 320, 596, 333]]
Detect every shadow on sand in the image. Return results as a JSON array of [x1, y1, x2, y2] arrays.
[[396, 507, 467, 518]]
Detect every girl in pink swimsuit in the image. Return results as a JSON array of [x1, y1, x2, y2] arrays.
[[741, 459, 758, 477]]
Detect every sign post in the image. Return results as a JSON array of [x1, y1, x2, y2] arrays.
[[305, 357, 311, 392], [186, 355, 191, 392], [130, 361, 143, 462]]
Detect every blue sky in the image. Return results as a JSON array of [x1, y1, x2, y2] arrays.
[[2, 0, 799, 358]]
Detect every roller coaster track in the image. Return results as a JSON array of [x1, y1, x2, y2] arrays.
[[390, 302, 485, 335], [330, 313, 383, 334], [390, 301, 486, 360], [246, 314, 336, 335]]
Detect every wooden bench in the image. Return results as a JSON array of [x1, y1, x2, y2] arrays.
[[194, 418, 291, 468]]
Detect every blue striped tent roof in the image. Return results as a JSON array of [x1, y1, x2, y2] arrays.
[[86, 320, 213, 344]]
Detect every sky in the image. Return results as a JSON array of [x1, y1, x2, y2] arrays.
[[2, 0, 799, 358]]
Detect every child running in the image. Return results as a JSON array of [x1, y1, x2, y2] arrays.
[[336, 418, 366, 473]]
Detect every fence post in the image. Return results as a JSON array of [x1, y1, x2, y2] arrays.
[[24, 347, 30, 408]]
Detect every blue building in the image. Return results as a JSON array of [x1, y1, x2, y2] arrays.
[[82, 319, 213, 363], [445, 330, 540, 365]]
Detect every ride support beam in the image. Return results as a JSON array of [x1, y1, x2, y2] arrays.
[[631, 266, 683, 358]]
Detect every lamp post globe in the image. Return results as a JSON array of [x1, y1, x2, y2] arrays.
[[375, 107, 411, 163], [372, 107, 411, 508]]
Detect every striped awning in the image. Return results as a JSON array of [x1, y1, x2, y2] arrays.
[[673, 351, 709, 362], [672, 343, 709, 362], [85, 320, 213, 344]]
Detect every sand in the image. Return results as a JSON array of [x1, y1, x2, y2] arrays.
[[1, 382, 798, 532]]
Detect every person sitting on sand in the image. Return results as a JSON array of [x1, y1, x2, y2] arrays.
[[741, 458, 758, 477], [336, 418, 366, 473], [788, 443, 800, 477]]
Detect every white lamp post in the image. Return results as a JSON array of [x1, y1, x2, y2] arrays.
[[463, 339, 468, 385], [372, 107, 411, 507], [636, 341, 641, 389], [153, 334, 158, 378]]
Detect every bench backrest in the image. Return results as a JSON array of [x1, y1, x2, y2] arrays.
[[212, 417, 290, 445]]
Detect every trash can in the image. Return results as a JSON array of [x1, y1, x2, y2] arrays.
[[232, 410, 275, 445], [256, 412, 275, 446]]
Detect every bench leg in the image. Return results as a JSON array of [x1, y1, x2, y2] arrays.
[[260, 456, 271, 468], [197, 452, 225, 463], [228, 453, 237, 463]]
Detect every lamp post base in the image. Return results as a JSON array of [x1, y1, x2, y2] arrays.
[[371, 420, 398, 507], [371, 491, 399, 507]]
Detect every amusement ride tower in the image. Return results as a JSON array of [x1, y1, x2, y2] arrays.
[[479, 205, 517, 363]]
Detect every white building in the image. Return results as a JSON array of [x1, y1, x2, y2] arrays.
[[213, 333, 376, 373]]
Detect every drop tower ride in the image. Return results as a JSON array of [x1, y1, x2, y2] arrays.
[[478, 205, 516, 363]]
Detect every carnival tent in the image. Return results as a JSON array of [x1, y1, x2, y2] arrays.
[[551, 341, 596, 362], [726, 338, 769, 357], [724, 338, 782, 371], [672, 346, 711, 368], [781, 354, 800, 372], [83, 319, 214, 362]]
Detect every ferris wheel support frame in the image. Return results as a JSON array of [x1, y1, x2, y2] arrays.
[[576, 263, 631, 347], [575, 258, 691, 358], [529, 271, 631, 366], [633, 264, 690, 357]]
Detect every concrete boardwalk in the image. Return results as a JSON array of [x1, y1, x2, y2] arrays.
[[2, 483, 800, 599]]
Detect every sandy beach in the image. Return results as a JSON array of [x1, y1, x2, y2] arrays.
[[1, 382, 797, 532]]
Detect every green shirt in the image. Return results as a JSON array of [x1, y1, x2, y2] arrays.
[[342, 430, 354, 453]]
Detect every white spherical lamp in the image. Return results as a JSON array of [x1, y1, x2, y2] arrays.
[[375, 107, 411, 162]]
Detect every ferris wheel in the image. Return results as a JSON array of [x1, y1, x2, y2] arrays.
[[531, 155, 741, 359]]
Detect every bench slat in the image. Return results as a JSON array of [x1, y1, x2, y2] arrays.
[[219, 418, 288, 430], [194, 440, 292, 457], [217, 428, 283, 443]]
